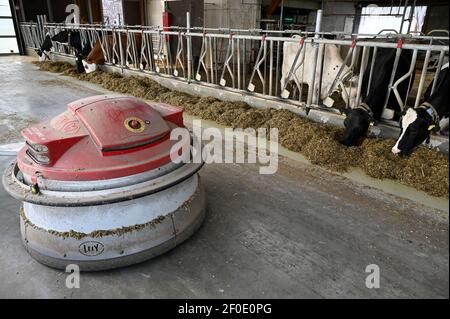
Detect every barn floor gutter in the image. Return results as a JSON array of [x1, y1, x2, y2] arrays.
[[48, 52, 449, 154]]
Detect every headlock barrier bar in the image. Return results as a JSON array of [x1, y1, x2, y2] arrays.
[[20, 18, 449, 153]]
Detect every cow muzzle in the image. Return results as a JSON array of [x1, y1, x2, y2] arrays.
[[391, 146, 401, 155], [82, 60, 97, 73], [38, 50, 48, 62]]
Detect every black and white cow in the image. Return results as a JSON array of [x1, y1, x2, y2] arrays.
[[36, 33, 53, 62], [75, 43, 92, 73], [51, 30, 83, 51], [281, 38, 358, 107], [340, 47, 415, 146], [50, 30, 91, 73], [392, 64, 449, 155]]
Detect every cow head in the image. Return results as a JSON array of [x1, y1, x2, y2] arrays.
[[36, 34, 52, 62], [392, 106, 437, 156], [340, 104, 374, 146], [75, 55, 85, 73], [75, 43, 92, 73], [36, 49, 49, 62], [82, 59, 97, 73], [82, 40, 103, 73]]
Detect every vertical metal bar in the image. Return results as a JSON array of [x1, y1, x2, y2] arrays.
[[279, 0, 284, 30], [403, 49, 417, 107], [166, 34, 172, 74], [37, 15, 42, 44], [414, 49, 431, 108], [382, 44, 403, 112], [367, 46, 378, 93], [355, 46, 369, 106], [299, 44, 306, 102], [307, 9, 322, 107], [407, 0, 416, 34], [133, 32, 139, 68], [118, 30, 124, 67], [46, 0, 53, 22], [214, 37, 218, 84], [347, 45, 359, 106], [243, 38, 246, 89], [186, 12, 192, 82], [316, 43, 326, 104], [399, 0, 409, 33], [209, 36, 214, 83], [231, 38, 235, 88], [269, 39, 274, 96], [148, 32, 156, 72], [232, 37, 236, 89], [263, 39, 267, 95], [430, 50, 445, 95], [351, 46, 358, 69], [237, 38, 241, 89], [87, 0, 93, 24], [275, 39, 281, 96]]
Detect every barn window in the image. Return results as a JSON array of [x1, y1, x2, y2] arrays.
[[358, 5, 427, 35], [0, 0, 19, 54]]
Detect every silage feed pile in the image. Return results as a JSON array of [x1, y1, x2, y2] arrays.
[[34, 61, 449, 198]]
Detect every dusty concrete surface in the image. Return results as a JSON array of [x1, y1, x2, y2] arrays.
[[0, 56, 448, 298], [0, 56, 102, 143]]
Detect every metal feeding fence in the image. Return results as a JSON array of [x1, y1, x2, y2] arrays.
[[20, 11, 449, 129]]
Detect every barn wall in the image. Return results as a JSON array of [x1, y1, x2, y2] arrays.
[[20, 0, 49, 21], [279, 0, 318, 10], [320, 1, 356, 33], [123, 0, 143, 25], [261, 0, 318, 10], [204, 0, 261, 30], [18, 0, 102, 23], [102, 0, 123, 25], [145, 0, 164, 26], [145, 0, 204, 27]]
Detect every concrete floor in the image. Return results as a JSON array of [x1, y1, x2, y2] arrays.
[[0, 56, 448, 298]]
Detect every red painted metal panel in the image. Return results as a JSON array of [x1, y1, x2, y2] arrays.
[[72, 96, 170, 151], [18, 96, 187, 181]]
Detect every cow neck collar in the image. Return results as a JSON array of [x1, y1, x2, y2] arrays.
[[355, 102, 374, 118], [415, 102, 439, 125]]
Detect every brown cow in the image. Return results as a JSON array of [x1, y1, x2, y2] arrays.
[[83, 33, 143, 73]]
